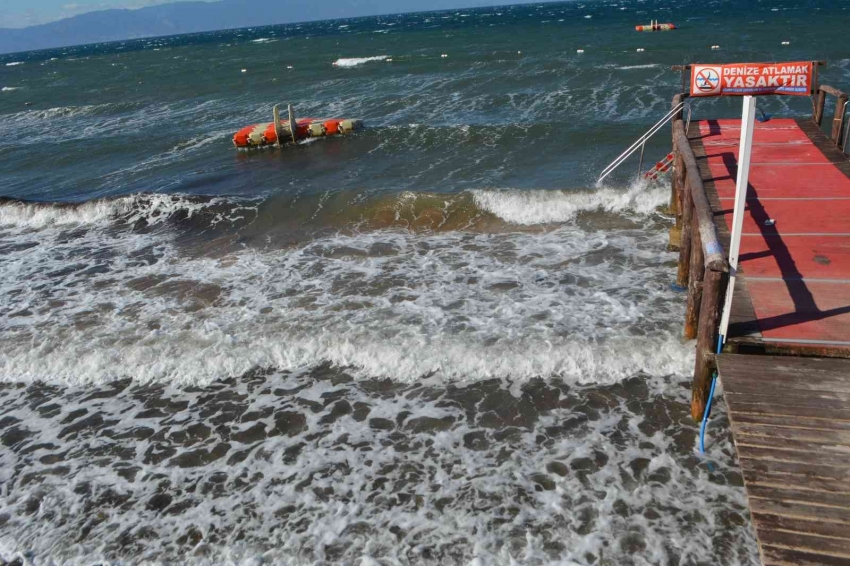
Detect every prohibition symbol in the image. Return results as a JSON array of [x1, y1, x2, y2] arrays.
[[695, 67, 721, 94]]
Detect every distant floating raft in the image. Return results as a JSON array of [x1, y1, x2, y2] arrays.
[[635, 20, 676, 31], [233, 103, 363, 149]]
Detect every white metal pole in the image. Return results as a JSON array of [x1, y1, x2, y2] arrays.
[[718, 95, 757, 344]]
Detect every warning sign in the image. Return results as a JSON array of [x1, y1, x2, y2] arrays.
[[690, 62, 814, 97], [694, 66, 722, 95]]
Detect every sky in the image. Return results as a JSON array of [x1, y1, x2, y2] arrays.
[[0, 0, 220, 28]]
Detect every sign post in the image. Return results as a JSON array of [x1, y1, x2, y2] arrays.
[[718, 95, 757, 344]]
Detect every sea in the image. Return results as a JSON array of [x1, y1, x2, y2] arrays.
[[1, 0, 849, 564]]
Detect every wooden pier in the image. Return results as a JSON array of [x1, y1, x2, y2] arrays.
[[669, 81, 850, 565]]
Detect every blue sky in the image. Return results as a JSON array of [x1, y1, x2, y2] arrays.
[[0, 0, 220, 27]]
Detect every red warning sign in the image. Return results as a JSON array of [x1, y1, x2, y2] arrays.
[[690, 62, 814, 97]]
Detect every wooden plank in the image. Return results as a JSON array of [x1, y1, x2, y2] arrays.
[[753, 513, 850, 542], [719, 353, 850, 377], [726, 377, 850, 396], [736, 436, 850, 459], [739, 456, 850, 483], [737, 445, 850, 468], [731, 412, 850, 433], [725, 391, 850, 412], [720, 359, 850, 388], [728, 402, 850, 422], [743, 467, 850, 495], [758, 530, 850, 558], [748, 496, 850, 525], [731, 422, 850, 446], [761, 545, 850, 566], [747, 484, 850, 507]]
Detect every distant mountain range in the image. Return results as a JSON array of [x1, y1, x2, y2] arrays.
[[0, 0, 514, 55]]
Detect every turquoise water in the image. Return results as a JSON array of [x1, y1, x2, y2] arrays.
[[0, 0, 848, 564]]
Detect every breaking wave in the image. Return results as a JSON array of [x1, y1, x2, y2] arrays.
[[471, 182, 668, 225], [0, 182, 668, 235], [0, 184, 683, 388]]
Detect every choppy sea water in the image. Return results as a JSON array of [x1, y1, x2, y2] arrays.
[[1, 0, 849, 563]]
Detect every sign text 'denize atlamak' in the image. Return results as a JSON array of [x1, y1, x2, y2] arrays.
[[690, 62, 814, 97]]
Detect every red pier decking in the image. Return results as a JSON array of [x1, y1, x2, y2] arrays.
[[691, 117, 850, 353]]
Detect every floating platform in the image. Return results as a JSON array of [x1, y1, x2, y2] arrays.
[[233, 104, 363, 149], [635, 20, 676, 31]]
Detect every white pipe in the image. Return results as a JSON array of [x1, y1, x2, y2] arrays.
[[719, 95, 757, 343]]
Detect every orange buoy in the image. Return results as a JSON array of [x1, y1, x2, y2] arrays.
[[324, 119, 342, 135]]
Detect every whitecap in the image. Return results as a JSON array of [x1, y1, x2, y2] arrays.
[[470, 182, 668, 225], [332, 55, 389, 67]]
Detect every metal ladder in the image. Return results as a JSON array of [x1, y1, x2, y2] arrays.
[[597, 101, 691, 184]]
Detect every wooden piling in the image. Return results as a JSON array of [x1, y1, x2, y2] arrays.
[[691, 268, 726, 422], [675, 170, 693, 288], [684, 210, 704, 340], [831, 93, 847, 148], [667, 93, 730, 421], [813, 88, 826, 126], [666, 95, 687, 250]]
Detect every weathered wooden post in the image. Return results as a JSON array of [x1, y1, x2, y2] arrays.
[[673, 116, 697, 289], [691, 269, 727, 422], [832, 92, 847, 148], [680, 120, 729, 420], [813, 88, 827, 126], [684, 210, 704, 340], [667, 94, 686, 250], [676, 171, 693, 289]]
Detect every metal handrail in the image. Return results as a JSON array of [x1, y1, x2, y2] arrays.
[[598, 101, 690, 184]]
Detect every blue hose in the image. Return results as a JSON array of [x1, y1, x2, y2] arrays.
[[699, 375, 718, 453], [698, 334, 724, 454]]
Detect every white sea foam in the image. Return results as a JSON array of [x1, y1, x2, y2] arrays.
[[1, 87, 18, 91], [0, 194, 688, 387], [333, 56, 389, 67], [0, 194, 220, 231], [0, 365, 756, 566], [617, 64, 661, 70], [471, 182, 668, 225], [5, 61, 23, 66]]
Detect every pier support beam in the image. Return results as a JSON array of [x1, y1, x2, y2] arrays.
[[684, 210, 704, 340], [832, 93, 848, 149], [814, 89, 827, 126], [691, 269, 726, 422], [675, 173, 693, 289]]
